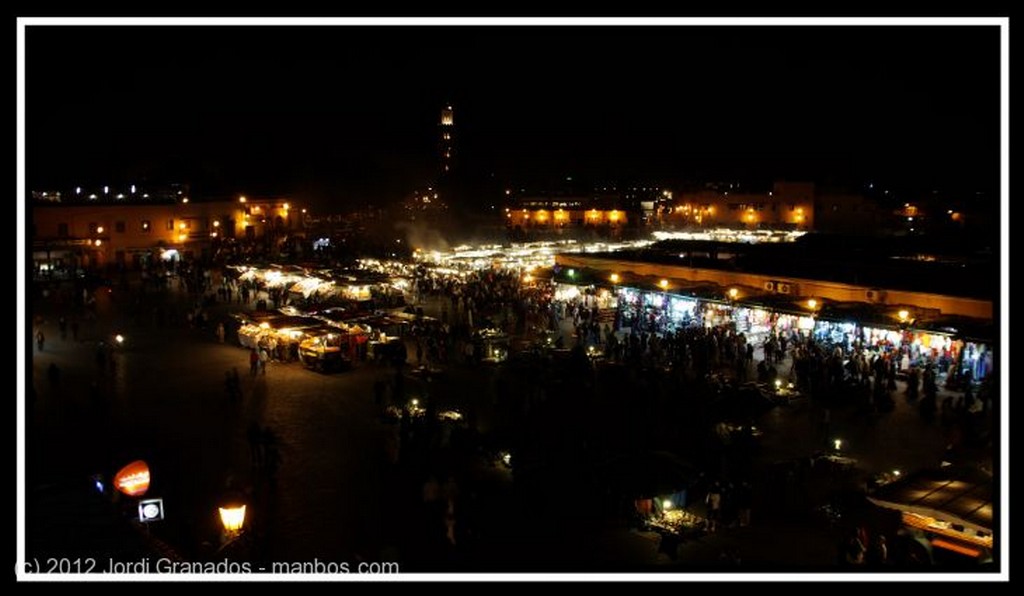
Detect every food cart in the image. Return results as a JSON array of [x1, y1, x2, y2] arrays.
[[476, 328, 510, 363]]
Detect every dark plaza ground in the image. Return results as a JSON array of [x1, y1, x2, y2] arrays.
[[24, 275, 995, 572]]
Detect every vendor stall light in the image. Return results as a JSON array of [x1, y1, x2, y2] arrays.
[[659, 279, 669, 289], [833, 439, 843, 451], [501, 452, 512, 466], [283, 203, 290, 210], [114, 460, 151, 497], [662, 500, 673, 511], [567, 269, 576, 278], [609, 273, 620, 283], [259, 322, 270, 329], [94, 239, 102, 247], [806, 299, 818, 310], [411, 399, 419, 407], [239, 196, 247, 203], [892, 469, 901, 477], [898, 309, 910, 322], [178, 234, 187, 242], [775, 379, 782, 389], [728, 288, 739, 300], [182, 197, 189, 204], [210, 232, 218, 238], [96, 226, 104, 234], [115, 334, 124, 345]]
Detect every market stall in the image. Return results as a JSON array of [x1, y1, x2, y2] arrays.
[[476, 328, 510, 363], [867, 466, 993, 563], [297, 325, 367, 372]]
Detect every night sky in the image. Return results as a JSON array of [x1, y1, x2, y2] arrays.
[[26, 24, 1001, 209]]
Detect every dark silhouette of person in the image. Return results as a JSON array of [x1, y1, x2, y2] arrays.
[[247, 422, 263, 464]]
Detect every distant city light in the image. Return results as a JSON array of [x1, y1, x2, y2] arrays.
[[103, 186, 109, 194], [130, 184, 136, 194], [116, 194, 125, 199], [75, 187, 82, 195]]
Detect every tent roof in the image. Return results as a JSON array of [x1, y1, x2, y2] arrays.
[[868, 466, 993, 533]]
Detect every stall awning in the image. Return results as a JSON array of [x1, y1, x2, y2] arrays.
[[867, 466, 993, 535]]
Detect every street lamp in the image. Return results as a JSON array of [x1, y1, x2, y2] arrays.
[[218, 503, 246, 536]]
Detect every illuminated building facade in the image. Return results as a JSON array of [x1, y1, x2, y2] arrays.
[[661, 181, 816, 230], [31, 194, 301, 276]]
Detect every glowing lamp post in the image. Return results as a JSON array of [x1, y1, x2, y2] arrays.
[[218, 504, 247, 536]]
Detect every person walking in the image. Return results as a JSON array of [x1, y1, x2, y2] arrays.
[[247, 422, 263, 465], [258, 347, 269, 375], [705, 482, 722, 533]]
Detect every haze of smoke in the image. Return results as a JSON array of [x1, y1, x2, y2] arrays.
[[394, 221, 451, 253]]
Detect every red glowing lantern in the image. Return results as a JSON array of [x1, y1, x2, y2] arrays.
[[114, 460, 151, 497]]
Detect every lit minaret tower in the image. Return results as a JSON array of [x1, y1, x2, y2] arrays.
[[439, 104, 454, 176]]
